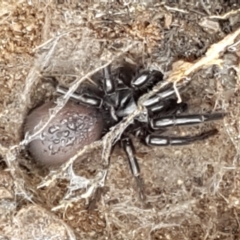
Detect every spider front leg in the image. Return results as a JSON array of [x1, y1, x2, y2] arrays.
[[145, 112, 225, 147], [145, 129, 218, 146], [133, 98, 187, 139], [148, 98, 188, 116], [150, 112, 225, 129], [130, 69, 164, 90]]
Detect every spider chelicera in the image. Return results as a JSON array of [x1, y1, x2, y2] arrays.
[[55, 63, 225, 198]]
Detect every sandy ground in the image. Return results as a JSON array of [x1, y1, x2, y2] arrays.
[[0, 1, 240, 239]]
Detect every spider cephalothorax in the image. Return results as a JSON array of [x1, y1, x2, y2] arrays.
[[24, 63, 225, 198]]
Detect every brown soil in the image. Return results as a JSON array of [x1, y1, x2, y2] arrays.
[[1, 1, 240, 240]]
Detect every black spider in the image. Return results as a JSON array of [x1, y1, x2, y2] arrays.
[[24, 62, 224, 201], [55, 63, 225, 198]]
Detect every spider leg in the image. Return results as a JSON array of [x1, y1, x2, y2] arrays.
[[143, 88, 177, 108], [122, 137, 140, 177], [145, 104, 225, 146], [143, 81, 189, 110], [133, 98, 187, 139], [131, 70, 164, 90], [102, 65, 115, 94], [149, 98, 188, 116], [57, 85, 103, 107], [150, 112, 225, 129], [57, 65, 118, 108], [145, 129, 218, 146], [121, 137, 146, 200], [143, 78, 190, 109], [53, 65, 115, 108]]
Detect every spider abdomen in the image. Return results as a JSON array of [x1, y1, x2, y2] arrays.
[[24, 101, 103, 167]]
